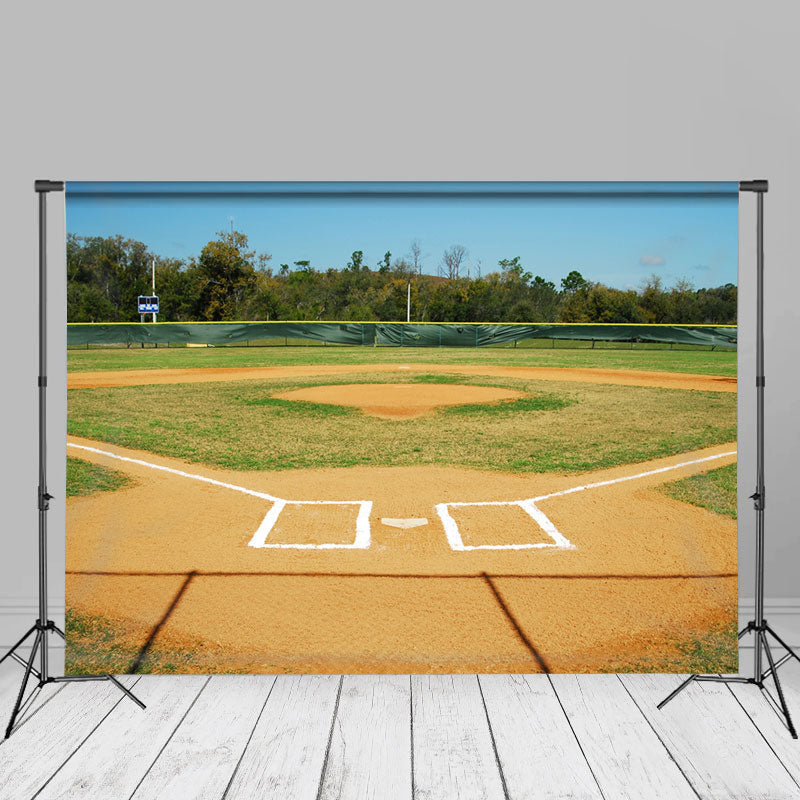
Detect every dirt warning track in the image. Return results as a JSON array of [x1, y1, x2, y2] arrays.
[[67, 363, 736, 393], [66, 435, 737, 673]]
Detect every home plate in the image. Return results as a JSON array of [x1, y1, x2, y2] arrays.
[[381, 518, 428, 529]]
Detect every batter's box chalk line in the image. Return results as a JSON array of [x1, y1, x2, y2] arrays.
[[67, 443, 373, 550], [247, 498, 373, 550], [435, 449, 737, 552], [435, 500, 573, 551]]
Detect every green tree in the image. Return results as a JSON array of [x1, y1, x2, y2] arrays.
[[561, 270, 588, 293], [346, 250, 365, 271], [195, 230, 259, 320]]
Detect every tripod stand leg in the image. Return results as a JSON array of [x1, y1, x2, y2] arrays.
[[738, 623, 754, 639], [764, 624, 800, 666], [761, 631, 798, 739], [0, 624, 38, 667], [106, 675, 146, 710], [5, 629, 42, 739], [48, 624, 146, 710], [657, 674, 699, 710]]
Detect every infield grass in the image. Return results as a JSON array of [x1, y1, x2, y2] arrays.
[[67, 456, 133, 497], [67, 343, 737, 377], [67, 371, 736, 474], [659, 463, 738, 519]]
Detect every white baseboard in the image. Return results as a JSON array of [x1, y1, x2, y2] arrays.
[[738, 598, 800, 651], [0, 597, 66, 653]]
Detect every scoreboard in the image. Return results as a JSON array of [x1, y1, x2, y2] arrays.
[[138, 296, 159, 314]]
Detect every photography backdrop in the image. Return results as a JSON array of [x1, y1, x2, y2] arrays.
[[3, 1, 799, 670], [64, 181, 739, 674]]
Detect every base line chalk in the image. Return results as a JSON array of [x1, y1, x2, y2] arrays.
[[67, 442, 372, 549]]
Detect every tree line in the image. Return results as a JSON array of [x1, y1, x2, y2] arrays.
[[67, 231, 737, 325]]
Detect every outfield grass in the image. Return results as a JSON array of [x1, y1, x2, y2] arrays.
[[67, 343, 737, 377], [67, 371, 736, 474], [660, 463, 737, 519], [66, 456, 133, 497]]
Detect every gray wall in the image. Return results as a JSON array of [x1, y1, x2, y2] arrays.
[[1, 2, 798, 650]]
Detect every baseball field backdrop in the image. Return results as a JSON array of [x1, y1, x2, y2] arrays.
[[63, 182, 739, 674]]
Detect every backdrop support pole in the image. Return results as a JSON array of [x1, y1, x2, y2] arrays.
[[0, 181, 145, 740], [657, 179, 799, 738]]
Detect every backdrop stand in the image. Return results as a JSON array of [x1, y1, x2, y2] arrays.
[[658, 179, 800, 738], [0, 180, 144, 740]]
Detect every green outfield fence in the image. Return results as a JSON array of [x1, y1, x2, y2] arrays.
[[67, 321, 737, 350]]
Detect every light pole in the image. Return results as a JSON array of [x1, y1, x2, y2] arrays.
[[151, 258, 157, 323]]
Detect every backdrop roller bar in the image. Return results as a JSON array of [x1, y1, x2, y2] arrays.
[[0, 181, 144, 740], [658, 179, 800, 738]]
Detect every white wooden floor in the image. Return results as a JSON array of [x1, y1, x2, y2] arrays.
[[1, 661, 799, 799]]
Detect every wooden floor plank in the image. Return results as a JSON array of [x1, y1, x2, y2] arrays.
[[2, 668, 799, 800], [728, 662, 800, 789], [0, 675, 141, 799], [621, 673, 800, 800], [319, 675, 412, 800], [130, 675, 276, 800], [224, 674, 342, 800], [551, 674, 698, 800], [412, 675, 506, 800], [35, 675, 208, 800], [479, 674, 602, 800], [0, 660, 22, 707]]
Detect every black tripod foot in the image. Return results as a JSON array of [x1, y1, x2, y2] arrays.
[[4, 628, 44, 739], [760, 629, 798, 739], [108, 675, 146, 709], [657, 622, 799, 740], [656, 674, 699, 710], [50, 674, 146, 711], [4, 622, 146, 739]]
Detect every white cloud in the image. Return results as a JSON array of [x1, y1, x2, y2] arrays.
[[639, 254, 666, 266]]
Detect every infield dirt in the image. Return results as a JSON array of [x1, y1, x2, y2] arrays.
[[67, 363, 736, 393], [66, 435, 737, 674]]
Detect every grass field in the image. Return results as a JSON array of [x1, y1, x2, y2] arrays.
[[67, 371, 736, 474], [66, 456, 133, 497], [67, 343, 737, 376], [660, 463, 738, 519]]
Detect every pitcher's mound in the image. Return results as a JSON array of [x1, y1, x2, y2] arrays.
[[273, 382, 525, 419]]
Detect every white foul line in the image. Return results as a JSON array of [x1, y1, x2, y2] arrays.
[[436, 449, 737, 552], [530, 451, 738, 503], [67, 442, 372, 549]]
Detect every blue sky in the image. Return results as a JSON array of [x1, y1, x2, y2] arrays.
[[65, 182, 738, 290]]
